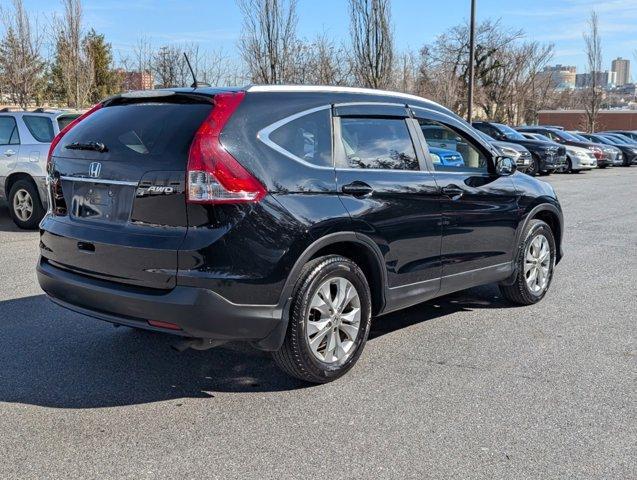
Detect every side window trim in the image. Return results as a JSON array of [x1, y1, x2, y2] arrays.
[[0, 115, 20, 146], [257, 104, 334, 170], [410, 106, 497, 174], [333, 115, 425, 173]]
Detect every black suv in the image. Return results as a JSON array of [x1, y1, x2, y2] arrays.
[[472, 121, 567, 176], [37, 86, 564, 383]]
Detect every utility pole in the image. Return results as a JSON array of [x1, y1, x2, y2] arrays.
[[467, 0, 476, 122]]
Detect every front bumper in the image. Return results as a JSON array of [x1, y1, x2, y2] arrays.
[[571, 155, 596, 170], [37, 258, 286, 347]]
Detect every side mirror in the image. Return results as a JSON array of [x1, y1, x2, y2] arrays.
[[495, 156, 517, 176]]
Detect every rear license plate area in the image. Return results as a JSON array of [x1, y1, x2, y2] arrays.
[[70, 182, 133, 223]]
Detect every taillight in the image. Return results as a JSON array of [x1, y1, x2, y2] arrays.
[[47, 103, 103, 171], [186, 91, 266, 204], [589, 146, 603, 160]]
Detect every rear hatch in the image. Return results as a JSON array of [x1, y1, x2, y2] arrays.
[[41, 92, 214, 289]]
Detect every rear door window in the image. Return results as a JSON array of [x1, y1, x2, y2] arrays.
[[268, 109, 332, 167], [0, 116, 20, 145], [338, 117, 419, 170], [57, 102, 212, 161], [23, 115, 55, 142]]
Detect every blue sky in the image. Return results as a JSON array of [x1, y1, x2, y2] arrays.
[[21, 0, 637, 78]]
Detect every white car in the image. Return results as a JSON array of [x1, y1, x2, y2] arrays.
[[564, 145, 597, 172], [521, 132, 595, 173], [0, 109, 80, 228]]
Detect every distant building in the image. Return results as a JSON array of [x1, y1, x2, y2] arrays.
[[115, 69, 154, 91], [542, 65, 576, 89], [575, 71, 617, 89], [616, 83, 637, 96], [611, 57, 630, 86], [538, 109, 637, 131]]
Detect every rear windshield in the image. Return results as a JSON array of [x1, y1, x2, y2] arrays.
[[58, 102, 212, 161], [57, 114, 81, 131]]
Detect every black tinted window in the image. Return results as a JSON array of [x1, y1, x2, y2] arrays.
[[0, 117, 19, 145], [23, 115, 54, 142], [57, 114, 81, 131], [419, 119, 488, 172], [270, 109, 332, 167], [339, 117, 418, 170], [59, 103, 212, 161]]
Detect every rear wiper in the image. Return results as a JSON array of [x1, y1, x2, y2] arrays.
[[65, 141, 108, 153]]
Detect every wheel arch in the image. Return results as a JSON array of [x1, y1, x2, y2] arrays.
[[518, 203, 564, 264], [286, 232, 386, 316], [5, 171, 38, 198], [254, 232, 387, 352]]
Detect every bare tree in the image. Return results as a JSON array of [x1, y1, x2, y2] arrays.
[[133, 35, 153, 86], [152, 45, 182, 88], [238, 0, 299, 84], [52, 0, 94, 108], [0, 0, 46, 108], [199, 49, 247, 86], [394, 51, 418, 94], [349, 0, 394, 89], [583, 11, 602, 132]]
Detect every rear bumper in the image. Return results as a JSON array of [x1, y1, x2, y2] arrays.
[[37, 258, 287, 348]]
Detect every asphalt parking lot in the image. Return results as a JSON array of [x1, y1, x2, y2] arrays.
[[0, 168, 635, 479]]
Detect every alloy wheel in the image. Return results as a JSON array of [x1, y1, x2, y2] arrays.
[[13, 188, 33, 222], [524, 234, 551, 294], [306, 277, 361, 365]]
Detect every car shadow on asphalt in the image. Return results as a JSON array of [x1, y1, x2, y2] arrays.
[[0, 203, 24, 233], [0, 285, 513, 408]]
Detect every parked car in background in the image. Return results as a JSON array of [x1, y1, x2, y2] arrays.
[[597, 132, 637, 147], [599, 130, 637, 143], [521, 132, 596, 173], [516, 126, 611, 168], [427, 147, 464, 167], [0, 109, 81, 228], [573, 133, 633, 166], [474, 130, 531, 172], [37, 85, 564, 383], [472, 121, 566, 176]]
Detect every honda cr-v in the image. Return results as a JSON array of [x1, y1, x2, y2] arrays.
[[38, 86, 564, 383]]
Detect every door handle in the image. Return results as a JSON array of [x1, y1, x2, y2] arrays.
[[341, 181, 373, 197], [442, 184, 464, 200], [4, 149, 16, 157]]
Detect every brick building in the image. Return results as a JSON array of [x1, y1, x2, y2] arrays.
[[537, 110, 637, 131], [115, 70, 154, 91]]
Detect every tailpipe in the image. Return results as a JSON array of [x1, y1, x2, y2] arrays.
[[171, 338, 226, 352]]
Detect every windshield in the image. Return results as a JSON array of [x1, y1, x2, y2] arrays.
[[57, 114, 81, 131], [530, 133, 553, 143], [569, 132, 591, 142], [554, 130, 582, 142], [493, 123, 526, 141], [605, 134, 631, 144], [591, 135, 613, 145], [475, 130, 495, 142], [59, 102, 211, 161]]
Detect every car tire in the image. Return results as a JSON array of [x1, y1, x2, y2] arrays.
[[499, 219, 556, 306], [272, 255, 372, 383], [565, 157, 573, 173], [526, 155, 539, 176], [8, 179, 45, 230]]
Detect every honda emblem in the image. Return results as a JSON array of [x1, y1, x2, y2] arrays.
[[89, 162, 102, 178]]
